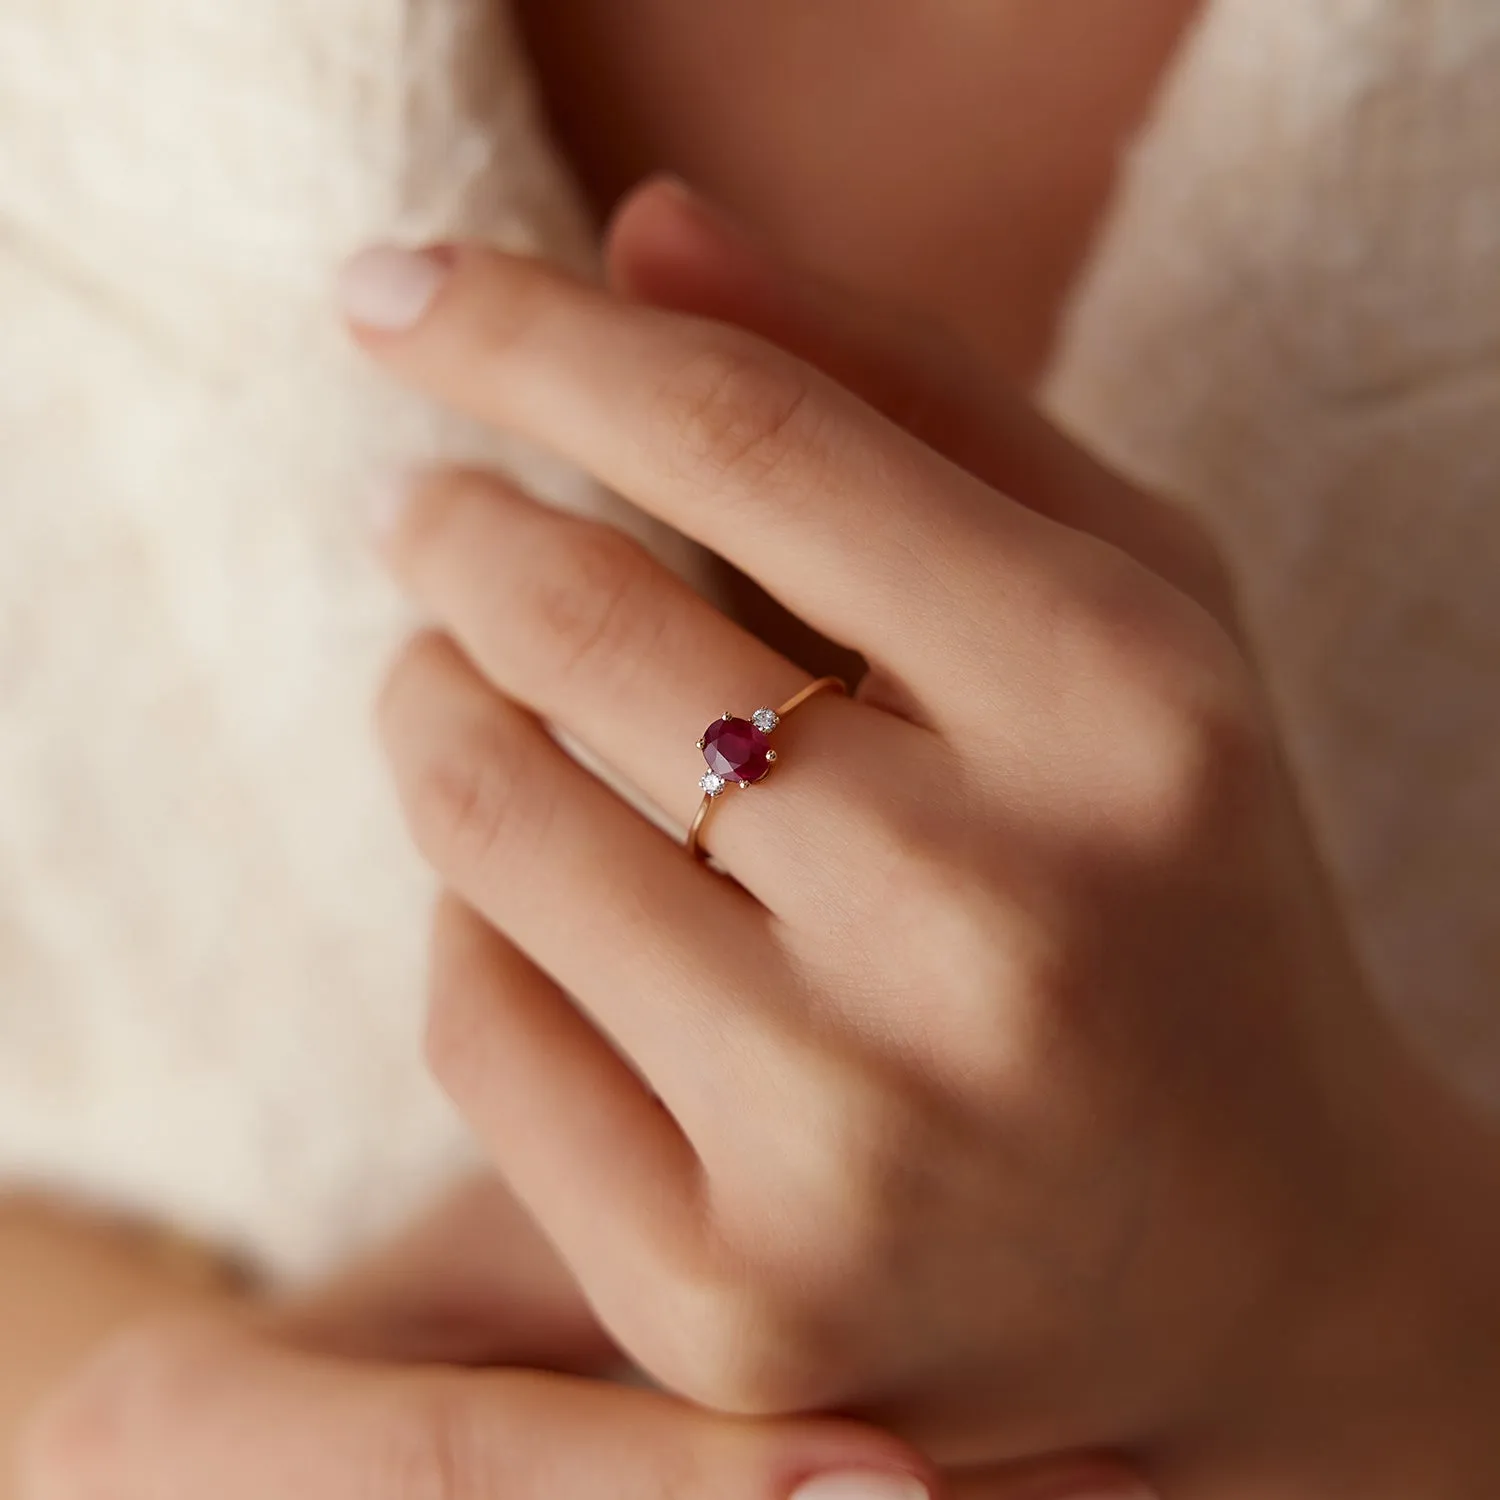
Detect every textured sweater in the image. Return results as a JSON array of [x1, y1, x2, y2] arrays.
[[1, 0, 1495, 1278]]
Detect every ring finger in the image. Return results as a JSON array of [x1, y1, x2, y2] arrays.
[[375, 465, 937, 910]]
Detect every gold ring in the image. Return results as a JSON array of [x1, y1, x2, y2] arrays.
[[686, 676, 847, 862]]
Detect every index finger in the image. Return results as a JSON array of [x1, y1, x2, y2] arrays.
[[338, 244, 1073, 705]]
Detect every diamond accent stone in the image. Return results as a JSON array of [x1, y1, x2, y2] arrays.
[[699, 771, 728, 797], [751, 707, 780, 734]]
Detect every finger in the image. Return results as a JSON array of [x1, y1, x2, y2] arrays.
[[267, 1172, 616, 1375], [23, 1320, 942, 1500], [338, 240, 1083, 713], [376, 633, 785, 1112], [420, 894, 708, 1316], [375, 465, 940, 900], [606, 174, 1235, 626]]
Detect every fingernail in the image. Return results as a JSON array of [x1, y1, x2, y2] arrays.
[[367, 468, 420, 539], [339, 245, 453, 331], [790, 1473, 931, 1500], [646, 172, 748, 240]]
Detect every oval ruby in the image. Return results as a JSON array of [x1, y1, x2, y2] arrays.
[[702, 716, 773, 784]]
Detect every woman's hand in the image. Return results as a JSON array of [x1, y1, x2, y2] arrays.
[[21, 1330, 1152, 1500], [19, 1183, 1150, 1500], [340, 181, 1500, 1493]]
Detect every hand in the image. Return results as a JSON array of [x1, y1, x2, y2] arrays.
[[19, 1180, 1150, 1500], [341, 180, 1500, 1494]]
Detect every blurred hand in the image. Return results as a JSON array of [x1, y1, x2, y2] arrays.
[[19, 1177, 1150, 1500]]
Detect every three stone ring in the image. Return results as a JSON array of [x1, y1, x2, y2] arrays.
[[685, 676, 847, 862]]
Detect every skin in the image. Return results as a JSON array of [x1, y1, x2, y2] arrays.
[[0, 1200, 243, 1497], [6, 171, 1166, 1500], [9, 12, 1498, 1499], [1, 2, 1199, 1477], [18, 169, 1500, 1500], [332, 181, 1498, 1496], [21, 1176, 1146, 1500], [512, 0, 1206, 382]]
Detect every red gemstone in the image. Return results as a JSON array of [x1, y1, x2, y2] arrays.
[[702, 716, 773, 784]]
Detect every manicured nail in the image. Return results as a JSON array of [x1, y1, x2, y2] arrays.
[[367, 469, 420, 539], [790, 1473, 931, 1500], [339, 245, 452, 331]]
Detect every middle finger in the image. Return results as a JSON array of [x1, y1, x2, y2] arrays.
[[340, 243, 1077, 723]]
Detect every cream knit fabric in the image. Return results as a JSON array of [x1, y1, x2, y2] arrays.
[[2, 0, 1496, 1280], [1047, 0, 1500, 1111], [0, 0, 698, 1279]]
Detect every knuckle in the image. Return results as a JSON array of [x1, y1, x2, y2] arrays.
[[1067, 561, 1273, 848], [652, 337, 815, 492], [527, 521, 660, 693], [1113, 674, 1271, 849], [655, 1272, 847, 1416], [403, 715, 550, 879]]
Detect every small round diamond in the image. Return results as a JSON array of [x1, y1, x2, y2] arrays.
[[751, 707, 780, 734], [699, 771, 728, 797]]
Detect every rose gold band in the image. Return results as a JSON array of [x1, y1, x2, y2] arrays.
[[686, 676, 846, 862]]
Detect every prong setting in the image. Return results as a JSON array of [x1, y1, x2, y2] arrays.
[[686, 678, 844, 862], [698, 712, 776, 792]]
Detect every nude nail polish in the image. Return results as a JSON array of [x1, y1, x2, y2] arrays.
[[339, 245, 452, 331]]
